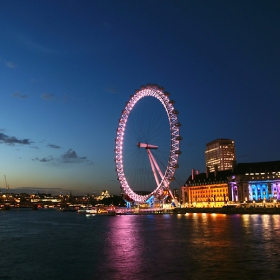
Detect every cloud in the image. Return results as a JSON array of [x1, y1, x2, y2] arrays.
[[48, 144, 61, 149], [41, 93, 55, 100], [30, 146, 39, 150], [6, 61, 17, 69], [0, 133, 32, 146], [41, 93, 70, 103], [33, 149, 89, 165], [61, 149, 87, 163], [12, 91, 27, 99], [32, 156, 54, 162], [40, 157, 52, 162]]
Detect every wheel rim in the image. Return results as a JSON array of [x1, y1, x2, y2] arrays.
[[115, 84, 181, 203]]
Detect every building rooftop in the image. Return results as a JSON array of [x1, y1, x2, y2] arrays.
[[206, 138, 234, 146], [185, 160, 280, 186], [185, 169, 232, 185], [232, 160, 280, 174]]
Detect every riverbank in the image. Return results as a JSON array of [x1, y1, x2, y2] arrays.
[[3, 205, 280, 215], [174, 205, 280, 214]]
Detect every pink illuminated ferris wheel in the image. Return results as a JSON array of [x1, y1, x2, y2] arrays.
[[115, 84, 181, 204]]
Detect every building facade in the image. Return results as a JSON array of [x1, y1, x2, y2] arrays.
[[181, 169, 231, 207], [181, 161, 280, 207], [228, 161, 280, 203], [205, 138, 236, 172]]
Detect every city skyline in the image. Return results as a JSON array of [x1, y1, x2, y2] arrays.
[[1, 1, 279, 195]]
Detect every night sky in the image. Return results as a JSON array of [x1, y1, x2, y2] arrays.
[[1, 0, 279, 196]]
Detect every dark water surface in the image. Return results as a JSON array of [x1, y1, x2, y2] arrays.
[[1, 210, 280, 280]]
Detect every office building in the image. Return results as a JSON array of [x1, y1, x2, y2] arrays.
[[205, 138, 236, 172]]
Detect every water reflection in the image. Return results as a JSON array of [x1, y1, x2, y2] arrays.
[[2, 212, 280, 280], [241, 214, 280, 267], [96, 215, 146, 279], [182, 213, 280, 279], [92, 213, 280, 280]]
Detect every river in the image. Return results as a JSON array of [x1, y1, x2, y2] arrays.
[[0, 209, 280, 280]]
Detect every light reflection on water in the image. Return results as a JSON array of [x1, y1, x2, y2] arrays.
[[1, 211, 280, 280]]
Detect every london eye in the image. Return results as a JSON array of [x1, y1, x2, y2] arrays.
[[115, 84, 181, 204]]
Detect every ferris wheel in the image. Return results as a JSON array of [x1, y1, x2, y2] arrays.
[[115, 84, 181, 204]]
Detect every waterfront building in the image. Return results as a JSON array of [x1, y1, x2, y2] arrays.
[[205, 138, 236, 172], [181, 169, 231, 207], [182, 160, 280, 207], [228, 161, 280, 203]]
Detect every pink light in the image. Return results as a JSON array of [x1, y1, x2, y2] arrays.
[[115, 84, 181, 203]]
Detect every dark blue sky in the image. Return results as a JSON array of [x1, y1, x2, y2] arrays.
[[0, 0, 279, 195]]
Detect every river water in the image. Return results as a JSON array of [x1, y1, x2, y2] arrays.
[[0, 209, 280, 280]]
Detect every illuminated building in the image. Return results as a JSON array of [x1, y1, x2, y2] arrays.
[[205, 138, 236, 172], [182, 161, 280, 207], [181, 169, 231, 207], [95, 190, 111, 201], [229, 161, 280, 203]]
